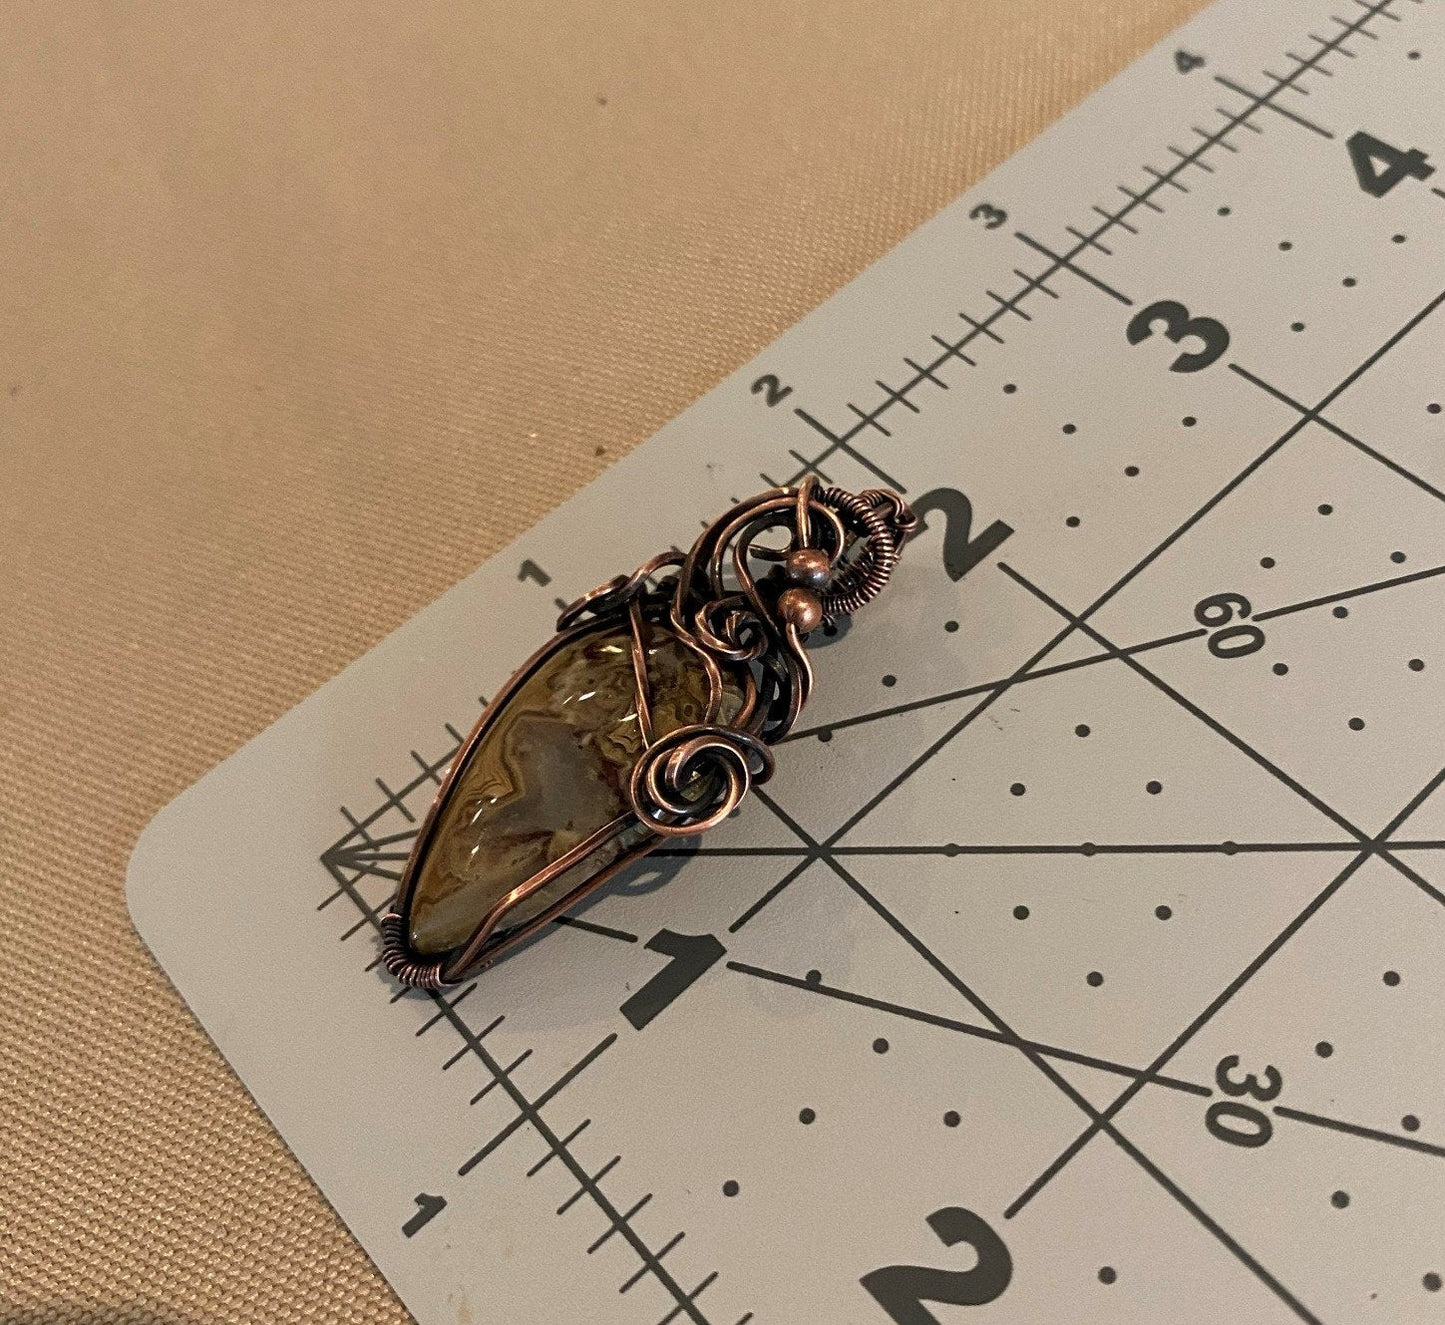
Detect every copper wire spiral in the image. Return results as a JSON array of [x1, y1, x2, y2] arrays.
[[627, 723, 775, 837]]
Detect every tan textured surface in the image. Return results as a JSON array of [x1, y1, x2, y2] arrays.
[[0, 2, 1208, 1320]]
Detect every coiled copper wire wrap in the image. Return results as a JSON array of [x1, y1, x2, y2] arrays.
[[817, 486, 917, 617], [380, 912, 447, 990]]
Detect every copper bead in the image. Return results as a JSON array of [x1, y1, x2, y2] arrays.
[[777, 586, 824, 631], [784, 546, 831, 590]]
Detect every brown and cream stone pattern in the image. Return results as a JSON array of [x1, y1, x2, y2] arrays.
[[407, 618, 735, 954]]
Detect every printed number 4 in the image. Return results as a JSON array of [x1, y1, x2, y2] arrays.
[[1347, 131, 1435, 198], [861, 1208, 1012, 1323]]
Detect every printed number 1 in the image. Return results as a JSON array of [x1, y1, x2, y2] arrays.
[[620, 930, 724, 1030], [402, 1192, 446, 1237]]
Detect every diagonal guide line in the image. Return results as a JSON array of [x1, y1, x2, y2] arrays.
[[1000, 564, 1370, 843], [817, 842, 1324, 1324], [726, 784, 830, 932], [1005, 849, 1369, 1220], [819, 286, 1445, 857], [1007, 763, 1445, 1219], [1231, 361, 1445, 507], [742, 798, 1322, 1320], [820, 415, 1309, 846], [319, 8, 1419, 1318], [785, 536, 1445, 750], [785, 628, 1205, 744], [819, 614, 1082, 849], [727, 853, 814, 933], [1236, 286, 1445, 423], [781, 0, 1394, 490], [748, 156, 1437, 1322], [1254, 561, 1445, 622], [727, 961, 1212, 1097], [1274, 1105, 1445, 1161], [677, 838, 1445, 860], [1005, 564, 1445, 913], [1371, 847, 1445, 908]]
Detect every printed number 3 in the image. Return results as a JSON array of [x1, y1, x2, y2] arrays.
[[1126, 299, 1230, 373], [861, 1207, 1012, 1323]]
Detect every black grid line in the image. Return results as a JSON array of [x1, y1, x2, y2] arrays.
[[774, 0, 1402, 492], [711, 252, 1445, 1319], [999, 564, 1371, 844], [808, 814, 1326, 1323], [309, 4, 1431, 1319], [800, 284, 1445, 863], [1006, 763, 1445, 1220], [1230, 361, 1445, 507], [727, 960, 1214, 1097], [321, 724, 736, 1325], [1008, 558, 1445, 910]]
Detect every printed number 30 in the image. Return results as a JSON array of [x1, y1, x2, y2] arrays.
[[861, 1207, 1012, 1323]]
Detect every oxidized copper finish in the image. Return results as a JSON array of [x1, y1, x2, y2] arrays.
[[381, 480, 916, 986]]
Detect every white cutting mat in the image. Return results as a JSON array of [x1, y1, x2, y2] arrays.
[[128, 1, 1445, 1320]]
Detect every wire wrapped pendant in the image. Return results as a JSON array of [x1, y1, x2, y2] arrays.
[[381, 479, 916, 987]]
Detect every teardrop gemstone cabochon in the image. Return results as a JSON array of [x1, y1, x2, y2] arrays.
[[404, 616, 741, 957]]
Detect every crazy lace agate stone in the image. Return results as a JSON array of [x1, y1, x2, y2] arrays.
[[408, 618, 742, 955]]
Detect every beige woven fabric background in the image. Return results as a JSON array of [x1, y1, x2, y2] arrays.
[[0, 3, 1207, 1320]]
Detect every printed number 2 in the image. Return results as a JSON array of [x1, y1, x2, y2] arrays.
[[751, 373, 793, 407], [1347, 130, 1435, 197], [862, 1207, 1012, 1323], [910, 488, 1014, 581], [1127, 300, 1230, 373]]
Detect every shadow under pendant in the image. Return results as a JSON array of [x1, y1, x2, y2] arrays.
[[380, 479, 916, 987]]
